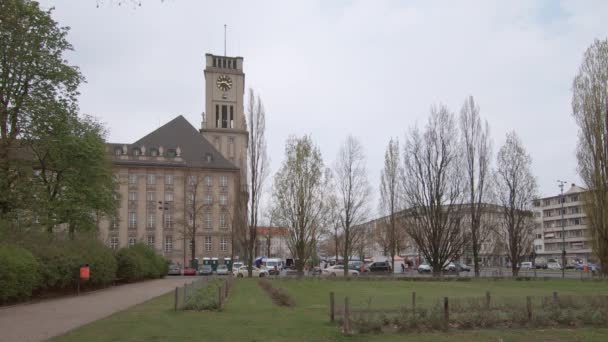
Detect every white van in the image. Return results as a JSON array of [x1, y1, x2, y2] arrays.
[[263, 258, 284, 271]]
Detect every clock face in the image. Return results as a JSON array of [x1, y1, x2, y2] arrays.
[[216, 75, 232, 91]]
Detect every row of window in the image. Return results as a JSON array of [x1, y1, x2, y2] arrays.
[[543, 217, 585, 228], [114, 147, 180, 158], [128, 191, 229, 205], [543, 206, 581, 217], [213, 57, 237, 69], [122, 210, 229, 230], [128, 174, 228, 187], [109, 235, 228, 253], [538, 194, 580, 207], [545, 241, 588, 251]]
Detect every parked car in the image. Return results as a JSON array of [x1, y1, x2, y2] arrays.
[[535, 261, 548, 269], [216, 265, 230, 276], [348, 261, 368, 273], [457, 263, 471, 272], [520, 262, 533, 269], [417, 264, 432, 274], [198, 265, 213, 276], [321, 265, 359, 277], [547, 262, 562, 270], [232, 262, 243, 271], [233, 266, 269, 278], [183, 267, 197, 276], [167, 264, 181, 276], [368, 261, 392, 273]]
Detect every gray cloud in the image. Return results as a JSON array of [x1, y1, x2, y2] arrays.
[[41, 0, 608, 212]]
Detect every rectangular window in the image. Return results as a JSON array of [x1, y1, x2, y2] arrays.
[[220, 194, 227, 206], [129, 174, 137, 184], [147, 235, 155, 247], [188, 213, 194, 226], [147, 213, 155, 228], [220, 211, 226, 228], [205, 194, 213, 205], [165, 236, 172, 253], [205, 176, 213, 187], [129, 191, 137, 201], [220, 236, 227, 251], [128, 237, 136, 247], [220, 175, 228, 187], [228, 138, 234, 157], [164, 192, 174, 202], [110, 236, 119, 250], [147, 174, 156, 185], [221, 105, 228, 128], [205, 236, 212, 251], [165, 213, 173, 229], [205, 211, 212, 229], [165, 175, 174, 185], [111, 216, 118, 229], [213, 58, 217, 67], [216, 105, 219, 128], [129, 212, 137, 228], [230, 106, 234, 128], [188, 175, 197, 185], [147, 191, 155, 202]]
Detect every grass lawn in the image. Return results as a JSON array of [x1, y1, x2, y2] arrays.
[[55, 278, 608, 342]]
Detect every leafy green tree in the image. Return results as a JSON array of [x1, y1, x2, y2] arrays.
[[0, 0, 82, 216], [24, 110, 117, 236]]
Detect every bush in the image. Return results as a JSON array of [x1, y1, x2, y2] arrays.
[[0, 244, 41, 303], [116, 243, 168, 282], [184, 278, 224, 311], [115, 248, 146, 282], [16, 234, 116, 291]]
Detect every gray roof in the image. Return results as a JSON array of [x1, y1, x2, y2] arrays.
[[108, 115, 238, 170]]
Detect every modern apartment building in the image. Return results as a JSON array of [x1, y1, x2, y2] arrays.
[[98, 53, 248, 266], [533, 184, 591, 263]]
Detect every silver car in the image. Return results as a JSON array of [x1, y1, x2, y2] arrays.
[[216, 264, 230, 276]]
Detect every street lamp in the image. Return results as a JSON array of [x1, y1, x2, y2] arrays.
[[557, 180, 567, 279], [158, 201, 170, 253]]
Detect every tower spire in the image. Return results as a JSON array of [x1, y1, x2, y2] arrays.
[[224, 24, 227, 56]]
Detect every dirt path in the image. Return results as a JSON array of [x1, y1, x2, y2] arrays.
[[0, 276, 196, 342]]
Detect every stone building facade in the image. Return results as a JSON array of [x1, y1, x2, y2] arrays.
[[98, 53, 248, 267]]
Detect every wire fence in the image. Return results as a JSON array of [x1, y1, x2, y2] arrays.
[[174, 276, 234, 311], [329, 291, 608, 334]]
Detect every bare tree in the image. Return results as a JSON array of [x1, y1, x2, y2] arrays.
[[572, 39, 608, 276], [174, 173, 209, 267], [272, 135, 330, 274], [495, 132, 537, 276], [401, 105, 466, 275], [459, 96, 493, 277], [334, 136, 371, 275], [379, 137, 401, 272], [243, 89, 269, 277]]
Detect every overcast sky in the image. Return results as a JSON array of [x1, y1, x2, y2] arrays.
[[40, 0, 608, 212]]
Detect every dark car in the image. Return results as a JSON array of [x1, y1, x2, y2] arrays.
[[198, 265, 213, 276], [368, 261, 392, 273], [348, 261, 368, 273], [167, 264, 181, 276]]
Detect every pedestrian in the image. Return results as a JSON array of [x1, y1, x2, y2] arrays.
[[401, 263, 406, 273]]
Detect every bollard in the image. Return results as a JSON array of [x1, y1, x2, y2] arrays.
[[330, 292, 335, 322]]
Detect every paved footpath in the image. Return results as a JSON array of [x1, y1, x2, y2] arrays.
[[0, 276, 195, 342]]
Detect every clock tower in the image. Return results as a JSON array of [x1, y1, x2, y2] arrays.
[[200, 53, 248, 183]]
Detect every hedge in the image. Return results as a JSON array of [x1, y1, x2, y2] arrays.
[[0, 244, 41, 303]]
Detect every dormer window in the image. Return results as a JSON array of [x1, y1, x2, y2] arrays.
[[150, 148, 159, 157], [133, 148, 141, 156], [167, 149, 177, 158], [205, 153, 213, 163]]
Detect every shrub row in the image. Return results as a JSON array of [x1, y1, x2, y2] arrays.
[[183, 278, 225, 311], [0, 236, 168, 304]]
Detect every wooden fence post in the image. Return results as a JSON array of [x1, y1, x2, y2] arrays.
[[485, 291, 491, 310], [526, 296, 532, 320], [174, 287, 179, 311], [553, 291, 558, 304], [412, 291, 416, 317], [443, 297, 449, 329], [343, 296, 350, 335], [330, 292, 335, 322], [217, 285, 222, 309]]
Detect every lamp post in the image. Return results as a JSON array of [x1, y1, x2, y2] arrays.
[[557, 180, 567, 279], [158, 200, 170, 256]]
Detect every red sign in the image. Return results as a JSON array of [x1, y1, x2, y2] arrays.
[[80, 265, 90, 280]]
